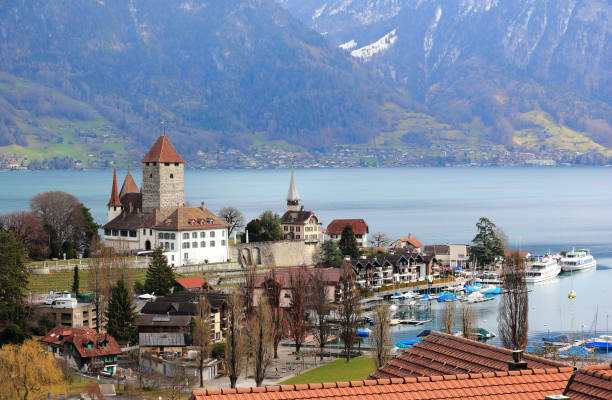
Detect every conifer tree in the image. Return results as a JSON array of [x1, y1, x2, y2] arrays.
[[144, 246, 174, 295], [0, 231, 29, 344], [339, 224, 360, 259], [105, 279, 136, 343], [72, 265, 79, 296]]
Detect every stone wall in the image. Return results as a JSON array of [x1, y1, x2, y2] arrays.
[[230, 240, 320, 267], [142, 162, 184, 213]]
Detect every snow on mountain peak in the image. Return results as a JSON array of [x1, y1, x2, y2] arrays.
[[350, 29, 397, 61]]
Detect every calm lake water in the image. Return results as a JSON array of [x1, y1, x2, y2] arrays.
[[2, 167, 612, 346]]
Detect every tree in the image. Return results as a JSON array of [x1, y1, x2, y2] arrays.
[[105, 279, 137, 343], [144, 246, 174, 295], [193, 294, 212, 387], [0, 340, 65, 400], [0, 211, 49, 259], [244, 219, 263, 242], [371, 303, 392, 369], [264, 269, 287, 358], [338, 262, 360, 362], [493, 226, 509, 250], [460, 303, 476, 340], [81, 204, 100, 253], [0, 231, 29, 343], [287, 266, 310, 357], [319, 240, 343, 268], [259, 210, 283, 242], [339, 225, 360, 259], [219, 206, 245, 237], [310, 268, 331, 360], [251, 299, 273, 387], [498, 250, 529, 350], [88, 238, 113, 332], [224, 288, 246, 388], [471, 217, 505, 268], [369, 232, 391, 248], [72, 265, 80, 296], [441, 301, 456, 334]]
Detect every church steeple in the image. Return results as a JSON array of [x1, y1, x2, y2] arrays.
[[108, 168, 121, 207], [286, 165, 300, 211]]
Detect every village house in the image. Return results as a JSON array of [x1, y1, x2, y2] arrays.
[[40, 327, 122, 375], [102, 134, 230, 266], [326, 219, 369, 247], [352, 252, 436, 289], [424, 243, 471, 269], [280, 167, 323, 243], [174, 276, 209, 292], [390, 234, 425, 253], [35, 291, 98, 330]]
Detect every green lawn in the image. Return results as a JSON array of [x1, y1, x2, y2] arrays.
[[281, 357, 376, 385]]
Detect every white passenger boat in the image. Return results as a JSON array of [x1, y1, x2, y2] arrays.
[[524, 255, 561, 283], [559, 249, 596, 272]]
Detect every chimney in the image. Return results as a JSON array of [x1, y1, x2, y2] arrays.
[[545, 396, 570, 400], [201, 201, 206, 211], [508, 349, 528, 371]]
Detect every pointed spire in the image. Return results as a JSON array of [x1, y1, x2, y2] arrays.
[[119, 171, 140, 198], [286, 165, 300, 203], [108, 168, 121, 207]]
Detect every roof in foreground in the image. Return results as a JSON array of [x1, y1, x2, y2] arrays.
[[370, 331, 569, 379], [193, 367, 573, 400], [564, 363, 612, 400], [326, 219, 369, 235]]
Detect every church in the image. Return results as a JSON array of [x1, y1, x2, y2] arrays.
[[102, 134, 230, 267]]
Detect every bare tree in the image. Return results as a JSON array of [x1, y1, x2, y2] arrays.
[[30, 191, 87, 249], [310, 268, 331, 360], [224, 288, 246, 388], [369, 232, 392, 248], [251, 298, 273, 387], [460, 303, 476, 340], [264, 269, 287, 358], [338, 262, 360, 362], [218, 206, 245, 237], [441, 301, 456, 334], [0, 211, 49, 258], [498, 250, 529, 350], [194, 294, 212, 387], [88, 237, 113, 332], [371, 303, 393, 369], [242, 263, 257, 316], [288, 266, 310, 357], [166, 365, 193, 400], [493, 226, 509, 250]]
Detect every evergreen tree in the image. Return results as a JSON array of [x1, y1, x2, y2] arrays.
[[144, 246, 175, 295], [471, 217, 505, 268], [105, 279, 137, 343], [81, 204, 99, 253], [72, 265, 79, 296], [0, 231, 29, 344], [338, 225, 360, 259], [320, 240, 343, 268]]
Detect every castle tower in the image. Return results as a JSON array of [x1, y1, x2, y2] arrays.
[[107, 168, 122, 222], [119, 170, 139, 198], [286, 165, 300, 211], [141, 134, 185, 214]]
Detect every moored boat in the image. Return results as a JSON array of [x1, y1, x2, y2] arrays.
[[560, 249, 596, 272], [524, 255, 561, 283]]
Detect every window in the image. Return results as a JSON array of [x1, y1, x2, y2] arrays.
[[142, 229, 146, 235], [183, 233, 189, 240], [210, 241, 215, 247], [296, 227, 300, 232], [170, 174, 174, 179], [120, 230, 128, 237], [192, 242, 198, 248], [182, 243, 190, 249], [221, 240, 226, 246], [290, 226, 294, 232], [112, 230, 118, 236], [165, 163, 170, 166], [201, 241, 206, 247], [159, 233, 164, 239], [200, 232, 206, 238], [171, 243, 174, 250], [192, 232, 197, 239], [104, 229, 110, 235], [164, 233, 169, 239], [171, 233, 175, 239], [150, 174, 153, 178], [129, 230, 136, 237], [164, 242, 169, 250], [146, 162, 150, 166], [284, 226, 288, 231], [184, 253, 189, 259], [210, 231, 215, 238], [153, 162, 157, 166], [222, 230, 226, 237], [150, 229, 153, 235], [171, 255, 175, 261], [296, 235, 300, 239]]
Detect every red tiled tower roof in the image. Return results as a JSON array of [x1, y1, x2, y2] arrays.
[[108, 168, 121, 207], [141, 135, 185, 163], [119, 171, 139, 198], [326, 219, 369, 235]]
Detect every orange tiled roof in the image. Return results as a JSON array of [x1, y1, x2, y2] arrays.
[[108, 168, 121, 207], [154, 206, 230, 231], [175, 276, 207, 289], [398, 236, 424, 248], [141, 135, 185, 163], [326, 219, 369, 235], [192, 367, 573, 400], [40, 327, 122, 359], [564, 363, 612, 399], [119, 171, 139, 198], [370, 331, 569, 379]]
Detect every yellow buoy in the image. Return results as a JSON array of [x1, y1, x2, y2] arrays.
[[568, 290, 576, 299]]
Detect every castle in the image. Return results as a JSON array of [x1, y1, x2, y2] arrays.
[[102, 135, 230, 266]]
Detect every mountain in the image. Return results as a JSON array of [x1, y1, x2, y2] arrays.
[[0, 0, 409, 162], [278, 0, 612, 157]]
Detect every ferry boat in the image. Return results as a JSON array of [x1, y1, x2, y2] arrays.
[[524, 255, 561, 283], [559, 249, 596, 272]]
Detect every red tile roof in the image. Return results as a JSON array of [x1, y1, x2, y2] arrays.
[[141, 135, 185, 163], [564, 363, 612, 399], [193, 367, 573, 400], [108, 168, 121, 207], [281, 210, 318, 225], [370, 331, 569, 379], [397, 235, 424, 248], [326, 219, 369, 235], [119, 171, 139, 198], [40, 327, 121, 359], [154, 206, 230, 230], [175, 276, 207, 289]]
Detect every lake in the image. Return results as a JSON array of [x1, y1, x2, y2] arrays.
[[2, 167, 612, 345]]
